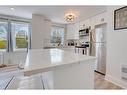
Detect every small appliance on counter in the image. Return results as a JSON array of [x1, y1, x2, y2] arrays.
[[67, 39, 77, 46]]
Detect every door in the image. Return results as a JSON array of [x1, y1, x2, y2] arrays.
[[0, 19, 31, 65], [0, 20, 8, 52], [0, 20, 8, 64], [11, 21, 30, 51]]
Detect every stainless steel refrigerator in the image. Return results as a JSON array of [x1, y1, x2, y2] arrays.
[[90, 23, 107, 75]]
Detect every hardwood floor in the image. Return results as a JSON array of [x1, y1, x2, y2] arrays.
[[94, 72, 122, 89], [0, 70, 123, 89]]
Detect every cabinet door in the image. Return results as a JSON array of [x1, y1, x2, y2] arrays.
[[83, 19, 90, 28], [79, 19, 90, 29], [99, 12, 107, 24], [90, 12, 107, 29], [97, 12, 107, 25], [44, 20, 51, 39], [79, 21, 84, 30], [74, 23, 80, 39], [90, 17, 96, 29], [66, 24, 75, 39]]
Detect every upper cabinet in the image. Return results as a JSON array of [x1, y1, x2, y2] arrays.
[[66, 24, 75, 39], [90, 12, 107, 29], [44, 19, 52, 39], [79, 19, 90, 30], [66, 23, 80, 39], [79, 12, 107, 30], [74, 22, 80, 39], [66, 12, 107, 39]]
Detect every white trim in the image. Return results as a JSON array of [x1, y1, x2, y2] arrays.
[[0, 49, 6, 52], [13, 49, 27, 52], [105, 74, 127, 89], [75, 10, 107, 23], [0, 14, 31, 23]]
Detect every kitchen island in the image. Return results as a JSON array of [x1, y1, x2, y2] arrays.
[[22, 49, 96, 89]]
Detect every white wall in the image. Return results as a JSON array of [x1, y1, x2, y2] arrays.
[[105, 6, 127, 88], [31, 14, 51, 49], [44, 19, 52, 40]]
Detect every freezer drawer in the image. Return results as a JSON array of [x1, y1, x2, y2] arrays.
[[91, 43, 106, 74], [96, 43, 106, 74]]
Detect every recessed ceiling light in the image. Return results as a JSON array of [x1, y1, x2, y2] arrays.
[[10, 7, 15, 11]]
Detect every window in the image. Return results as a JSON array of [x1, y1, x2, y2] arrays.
[[0, 20, 8, 51], [11, 22, 29, 51], [51, 26, 64, 45], [0, 18, 31, 52]]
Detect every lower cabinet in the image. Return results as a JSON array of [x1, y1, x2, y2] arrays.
[[61, 47, 75, 53], [7, 74, 43, 89], [61, 47, 89, 55], [75, 48, 85, 55], [75, 48, 90, 55]]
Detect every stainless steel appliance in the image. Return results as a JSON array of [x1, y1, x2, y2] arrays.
[[90, 23, 107, 75], [79, 28, 89, 36]]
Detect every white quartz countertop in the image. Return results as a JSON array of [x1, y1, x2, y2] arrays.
[[23, 49, 96, 76]]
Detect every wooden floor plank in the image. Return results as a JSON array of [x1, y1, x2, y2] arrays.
[[94, 72, 122, 89]]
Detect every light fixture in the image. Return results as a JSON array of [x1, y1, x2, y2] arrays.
[[65, 12, 76, 22], [10, 7, 15, 11]]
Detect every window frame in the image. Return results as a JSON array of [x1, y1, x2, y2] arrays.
[[0, 19, 9, 52], [11, 21, 30, 51], [0, 17, 31, 52], [51, 26, 65, 45]]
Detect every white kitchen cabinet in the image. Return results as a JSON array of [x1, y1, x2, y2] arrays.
[[23, 49, 95, 89], [32, 14, 52, 49], [0, 76, 13, 90], [79, 19, 90, 30], [66, 23, 79, 39], [74, 23, 80, 39], [44, 20, 51, 39], [90, 17, 95, 29], [61, 47, 75, 53], [66, 24, 78, 39], [97, 12, 107, 24], [66, 12, 107, 39], [7, 74, 43, 89], [68, 19, 91, 40], [90, 12, 107, 29]]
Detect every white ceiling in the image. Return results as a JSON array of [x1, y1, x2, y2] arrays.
[[0, 6, 107, 24]]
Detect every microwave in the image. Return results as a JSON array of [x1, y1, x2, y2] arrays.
[[79, 28, 89, 36]]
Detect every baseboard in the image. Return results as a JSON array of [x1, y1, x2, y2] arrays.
[[95, 70, 105, 76], [105, 74, 127, 89]]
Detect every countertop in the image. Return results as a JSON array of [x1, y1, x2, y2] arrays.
[[23, 49, 96, 76], [75, 44, 89, 48], [75, 46, 86, 48]]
